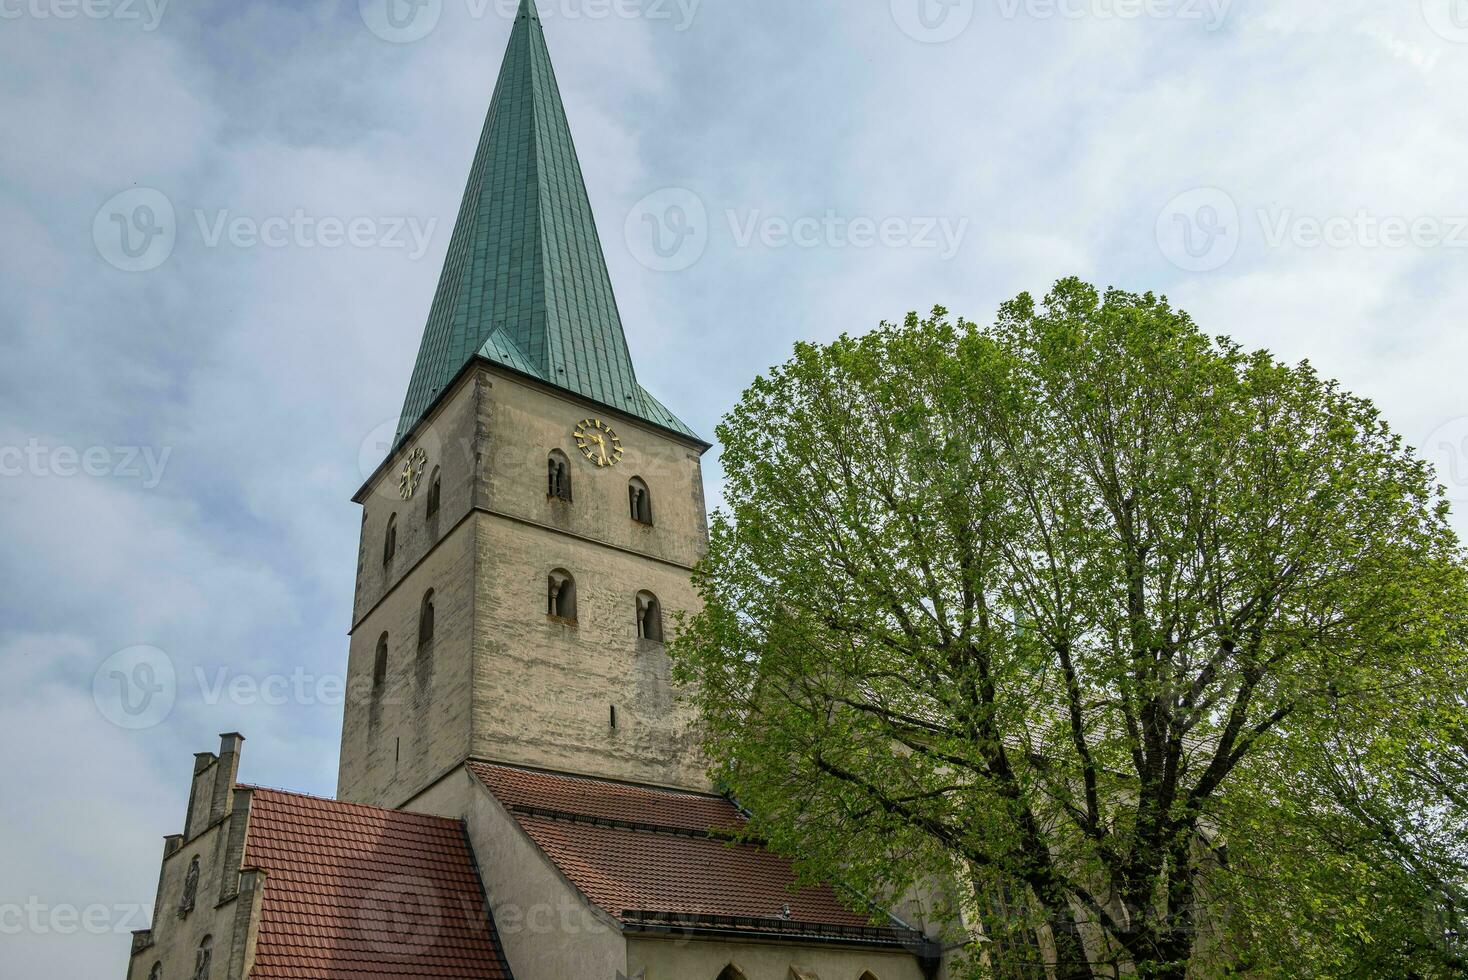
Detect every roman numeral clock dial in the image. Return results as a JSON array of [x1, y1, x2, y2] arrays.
[[573, 418, 623, 468]]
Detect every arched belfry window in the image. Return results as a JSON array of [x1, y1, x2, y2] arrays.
[[628, 476, 653, 525], [148, 963, 162, 980], [636, 591, 663, 643], [547, 569, 578, 623], [426, 467, 441, 518], [716, 966, 748, 980], [858, 972, 882, 980], [373, 633, 389, 690], [193, 935, 213, 980], [383, 513, 398, 564], [419, 590, 436, 650], [547, 450, 572, 501]]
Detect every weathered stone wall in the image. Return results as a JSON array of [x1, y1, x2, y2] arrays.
[[406, 768, 629, 980], [469, 510, 708, 789], [127, 737, 252, 980], [340, 363, 712, 803], [337, 515, 476, 806]]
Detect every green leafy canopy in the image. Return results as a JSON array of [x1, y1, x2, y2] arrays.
[[671, 278, 1468, 979]]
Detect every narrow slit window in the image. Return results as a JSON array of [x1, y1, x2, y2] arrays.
[[547, 451, 572, 501], [426, 467, 441, 518], [418, 590, 435, 650], [373, 633, 389, 690]]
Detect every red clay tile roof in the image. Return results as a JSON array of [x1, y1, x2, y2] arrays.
[[242, 787, 512, 979], [466, 762, 880, 934], [469, 761, 745, 835]]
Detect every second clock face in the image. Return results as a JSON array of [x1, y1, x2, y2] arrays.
[[573, 418, 623, 468], [399, 447, 428, 499]]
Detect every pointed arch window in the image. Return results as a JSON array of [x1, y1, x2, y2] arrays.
[[426, 467, 441, 518], [547, 451, 572, 501], [858, 972, 882, 980], [373, 633, 389, 690], [547, 569, 578, 623], [383, 513, 398, 564], [419, 590, 436, 650], [193, 935, 213, 980], [636, 591, 663, 643], [716, 966, 748, 980], [148, 964, 162, 980], [628, 476, 653, 525]]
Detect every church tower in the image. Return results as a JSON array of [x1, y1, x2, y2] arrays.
[[338, 0, 711, 808], [124, 10, 952, 977]]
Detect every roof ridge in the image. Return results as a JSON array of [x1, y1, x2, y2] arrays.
[[505, 802, 753, 842], [238, 784, 462, 825], [465, 759, 730, 801]]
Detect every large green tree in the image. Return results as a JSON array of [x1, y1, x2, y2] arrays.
[[672, 279, 1468, 978]]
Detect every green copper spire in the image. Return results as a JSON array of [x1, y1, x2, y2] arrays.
[[397, 0, 696, 442]]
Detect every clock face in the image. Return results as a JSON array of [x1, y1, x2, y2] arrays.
[[573, 418, 624, 468], [399, 447, 428, 500]]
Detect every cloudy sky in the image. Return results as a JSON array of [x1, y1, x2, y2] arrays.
[[3, 0, 1467, 973]]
